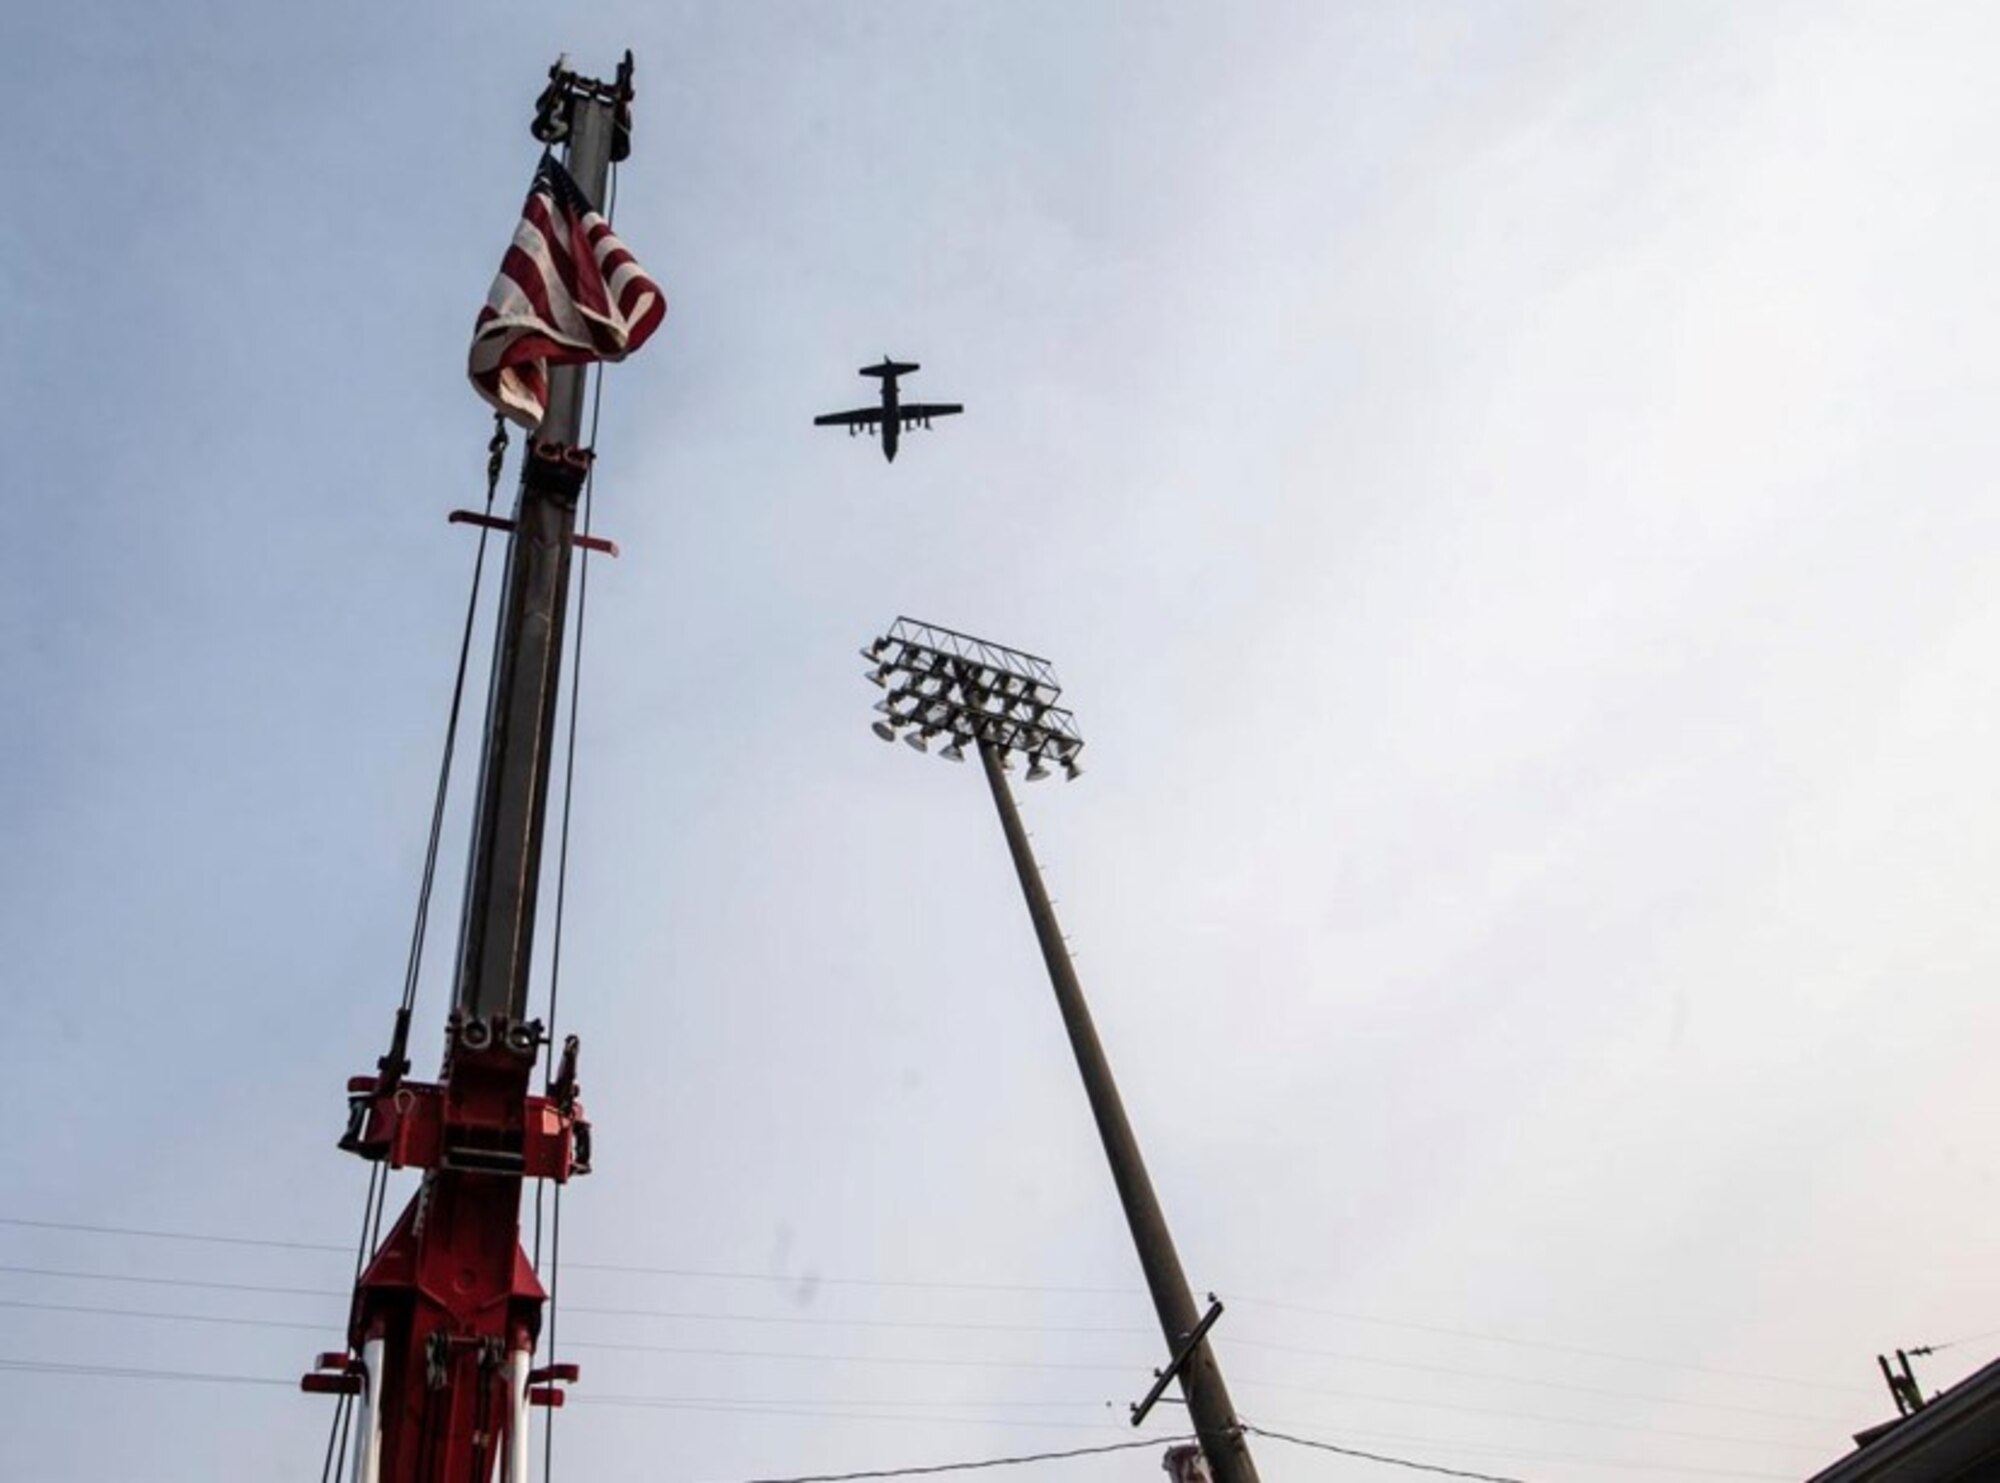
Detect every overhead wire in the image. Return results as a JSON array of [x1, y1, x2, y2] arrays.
[[681, 1437, 1190, 1483], [1240, 1422, 1530, 1483], [1224, 1377, 1827, 1454], [1237, 1415, 1795, 1481], [1225, 1335, 1842, 1423], [557, 1303, 1148, 1338], [564, 1262, 1135, 1297], [0, 1262, 1860, 1439], [0, 1358, 295, 1387], [0, 1217, 1122, 1295], [0, 1303, 1840, 1471], [0, 1298, 328, 1333], [0, 1217, 348, 1253], [1227, 1295, 1871, 1395], [1912, 1324, 2000, 1355], [0, 1353, 1816, 1477], [0, 1216, 1877, 1398], [0, 1263, 344, 1299], [0, 1219, 1885, 1443]]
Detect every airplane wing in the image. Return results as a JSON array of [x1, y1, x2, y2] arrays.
[[898, 403, 963, 423], [815, 407, 884, 427]]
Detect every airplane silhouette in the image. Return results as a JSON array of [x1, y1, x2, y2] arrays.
[[814, 358, 963, 462]]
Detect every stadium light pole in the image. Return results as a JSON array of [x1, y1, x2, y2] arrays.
[[861, 617, 1261, 1483]]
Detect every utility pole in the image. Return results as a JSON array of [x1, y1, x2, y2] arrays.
[[305, 53, 636, 1483], [861, 617, 1261, 1483]]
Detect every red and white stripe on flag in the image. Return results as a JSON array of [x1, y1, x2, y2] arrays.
[[468, 153, 665, 431]]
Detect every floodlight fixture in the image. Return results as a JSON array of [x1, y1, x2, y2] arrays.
[[904, 729, 931, 754], [1026, 756, 1051, 782], [856, 617, 1084, 779], [871, 720, 897, 743]]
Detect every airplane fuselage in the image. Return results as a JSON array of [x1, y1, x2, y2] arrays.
[[880, 374, 901, 461]]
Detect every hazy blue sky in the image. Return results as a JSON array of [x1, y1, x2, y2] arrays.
[[4, 4, 1999, 1482]]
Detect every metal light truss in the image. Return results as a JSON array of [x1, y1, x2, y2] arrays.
[[862, 616, 1085, 779]]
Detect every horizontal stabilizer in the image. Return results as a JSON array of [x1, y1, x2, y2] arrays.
[[860, 360, 920, 379]]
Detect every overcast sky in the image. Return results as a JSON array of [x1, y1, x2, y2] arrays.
[[4, 4, 1999, 1482]]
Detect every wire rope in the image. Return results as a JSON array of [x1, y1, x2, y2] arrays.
[[532, 148, 618, 1483], [323, 418, 508, 1483]]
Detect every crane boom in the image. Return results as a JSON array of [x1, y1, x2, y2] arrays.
[[304, 54, 633, 1483]]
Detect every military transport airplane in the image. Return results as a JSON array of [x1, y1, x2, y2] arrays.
[[814, 358, 963, 462]]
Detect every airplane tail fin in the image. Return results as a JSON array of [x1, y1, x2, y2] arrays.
[[861, 359, 920, 379]]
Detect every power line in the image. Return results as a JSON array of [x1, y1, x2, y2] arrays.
[[0, 1299, 1832, 1454], [571, 1260, 1134, 1298], [0, 1216, 347, 1254], [0, 1218, 1870, 1397], [0, 1261, 1137, 1338], [1228, 1296, 1869, 1395], [0, 1358, 1136, 1442], [0, 1263, 344, 1299], [563, 1337, 1134, 1375], [0, 1292, 1135, 1378], [1, 1316, 1814, 1460], [576, 1314, 1833, 1424], [690, 1429, 1551, 1483], [0, 1352, 1807, 1477], [1912, 1324, 2000, 1355], [580, 1397, 1131, 1433], [1227, 1336, 1840, 1424], [0, 1280, 1849, 1451], [1242, 1415, 1794, 1482], [586, 1396, 1112, 1413], [1244, 1423, 1528, 1483], [687, 1436, 1189, 1483], [0, 1358, 294, 1387], [1228, 1377, 1825, 1454], [0, 1298, 328, 1333], [561, 1303, 1148, 1338], [7, 1300, 1127, 1389], [0, 1219, 1132, 1296]]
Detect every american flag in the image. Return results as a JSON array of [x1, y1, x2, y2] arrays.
[[468, 153, 665, 430]]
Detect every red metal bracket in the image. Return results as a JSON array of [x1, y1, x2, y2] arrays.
[[301, 1352, 364, 1395], [341, 1073, 590, 1180], [448, 509, 619, 558], [302, 1372, 363, 1395], [528, 1360, 579, 1408]]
